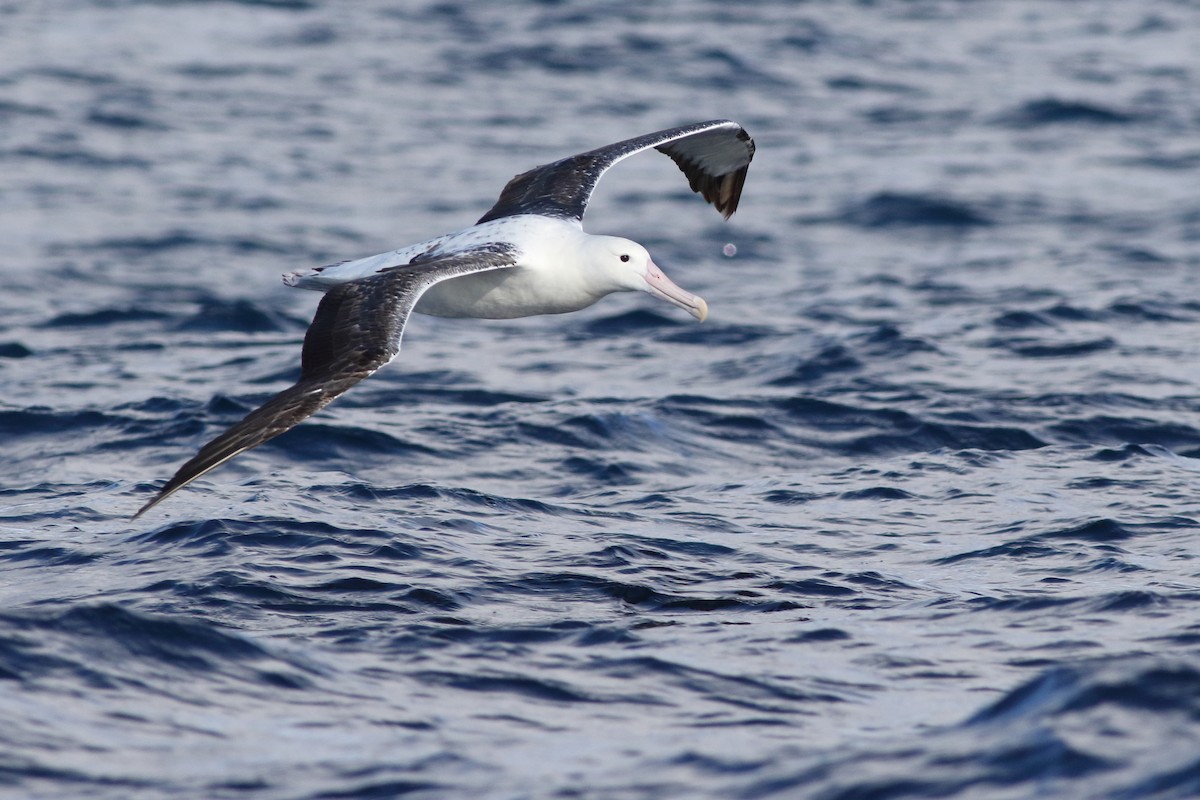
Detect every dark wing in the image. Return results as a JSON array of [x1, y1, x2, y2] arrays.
[[477, 119, 755, 224], [133, 244, 518, 519]]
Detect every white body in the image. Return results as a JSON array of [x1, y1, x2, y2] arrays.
[[283, 215, 707, 322]]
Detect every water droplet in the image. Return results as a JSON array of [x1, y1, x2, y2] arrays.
[[722, 243, 737, 257]]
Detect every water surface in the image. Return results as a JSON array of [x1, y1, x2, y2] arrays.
[[2, 1, 1199, 798]]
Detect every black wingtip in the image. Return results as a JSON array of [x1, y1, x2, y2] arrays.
[[655, 123, 754, 221], [131, 473, 191, 520], [131, 492, 164, 521]]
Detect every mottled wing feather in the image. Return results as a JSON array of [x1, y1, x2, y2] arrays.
[[477, 120, 755, 223], [134, 244, 518, 518]]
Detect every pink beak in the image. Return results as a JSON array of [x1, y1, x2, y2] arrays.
[[643, 258, 708, 322]]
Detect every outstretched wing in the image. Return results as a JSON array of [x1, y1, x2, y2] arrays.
[[134, 244, 519, 518], [477, 119, 755, 224]]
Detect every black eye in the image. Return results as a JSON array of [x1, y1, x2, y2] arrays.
[[620, 254, 630, 262]]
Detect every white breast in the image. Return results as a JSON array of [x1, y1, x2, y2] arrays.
[[416, 217, 607, 319], [283, 215, 612, 320]]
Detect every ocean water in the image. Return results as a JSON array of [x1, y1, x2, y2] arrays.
[[2, 1, 1200, 797]]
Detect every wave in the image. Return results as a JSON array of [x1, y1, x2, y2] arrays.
[[838, 192, 993, 228], [735, 657, 1200, 798], [995, 98, 1142, 128]]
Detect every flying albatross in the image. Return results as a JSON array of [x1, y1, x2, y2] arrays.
[[134, 119, 755, 518]]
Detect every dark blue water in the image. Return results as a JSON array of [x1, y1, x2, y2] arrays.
[[3, 1, 1200, 797]]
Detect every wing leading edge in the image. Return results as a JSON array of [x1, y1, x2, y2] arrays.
[[477, 120, 755, 224]]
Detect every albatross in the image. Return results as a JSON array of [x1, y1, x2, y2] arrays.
[[134, 119, 755, 518]]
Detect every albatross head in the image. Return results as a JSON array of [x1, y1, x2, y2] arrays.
[[589, 236, 708, 322]]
